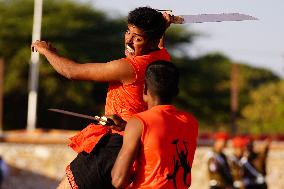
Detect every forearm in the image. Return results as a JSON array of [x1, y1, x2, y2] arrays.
[[111, 148, 136, 188], [32, 40, 134, 82], [40, 49, 133, 82], [158, 34, 165, 49], [112, 118, 142, 188]]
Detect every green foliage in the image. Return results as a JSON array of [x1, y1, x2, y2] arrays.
[[239, 80, 284, 134], [165, 26, 197, 56], [0, 0, 125, 129], [173, 53, 279, 131], [174, 53, 232, 127], [238, 64, 279, 110]]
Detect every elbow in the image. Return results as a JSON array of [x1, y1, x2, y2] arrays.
[[62, 66, 75, 80], [112, 175, 125, 189], [59, 61, 79, 80], [111, 169, 128, 189]]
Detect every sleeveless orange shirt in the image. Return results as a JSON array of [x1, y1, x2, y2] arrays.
[[131, 105, 198, 189], [69, 48, 170, 153], [105, 48, 171, 121]]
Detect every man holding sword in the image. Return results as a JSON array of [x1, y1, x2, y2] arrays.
[[32, 6, 174, 189]]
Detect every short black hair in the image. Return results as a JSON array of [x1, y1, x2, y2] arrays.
[[145, 60, 179, 103], [127, 7, 166, 40]]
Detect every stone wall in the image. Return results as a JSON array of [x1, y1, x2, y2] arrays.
[[0, 142, 283, 189], [0, 143, 75, 189]]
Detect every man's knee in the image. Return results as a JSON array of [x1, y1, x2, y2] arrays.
[[57, 176, 72, 189]]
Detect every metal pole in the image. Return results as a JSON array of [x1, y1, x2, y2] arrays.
[[27, 0, 43, 131], [0, 58, 4, 134], [230, 63, 239, 135]]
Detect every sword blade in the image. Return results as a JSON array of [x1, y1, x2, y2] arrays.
[[176, 13, 258, 24], [48, 108, 97, 121]]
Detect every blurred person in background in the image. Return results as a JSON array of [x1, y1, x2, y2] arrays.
[[207, 132, 234, 189], [0, 156, 9, 189], [241, 138, 270, 189], [229, 136, 248, 189]]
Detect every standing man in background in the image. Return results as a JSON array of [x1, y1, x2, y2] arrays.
[[229, 136, 248, 189], [0, 156, 9, 189], [207, 132, 234, 189], [242, 139, 270, 189]]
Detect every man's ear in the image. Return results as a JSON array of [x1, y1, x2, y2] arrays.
[[147, 38, 160, 50], [142, 83, 148, 103], [143, 83, 148, 95]]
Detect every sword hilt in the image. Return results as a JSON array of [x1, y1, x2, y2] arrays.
[[156, 9, 184, 24], [94, 116, 116, 126], [172, 15, 184, 24]]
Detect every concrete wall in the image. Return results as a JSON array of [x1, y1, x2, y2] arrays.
[[0, 142, 283, 189]]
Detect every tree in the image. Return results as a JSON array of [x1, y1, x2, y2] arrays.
[[173, 53, 279, 131], [239, 80, 284, 134]]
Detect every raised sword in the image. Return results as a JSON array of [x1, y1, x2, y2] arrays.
[[157, 11, 258, 24]]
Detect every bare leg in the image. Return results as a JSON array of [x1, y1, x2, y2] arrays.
[[56, 176, 72, 189]]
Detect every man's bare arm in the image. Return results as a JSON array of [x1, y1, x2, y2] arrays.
[[158, 12, 174, 49], [111, 117, 143, 188], [31, 40, 135, 83]]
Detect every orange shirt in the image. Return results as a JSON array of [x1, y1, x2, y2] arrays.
[[69, 49, 170, 153], [131, 105, 198, 189], [105, 48, 171, 121]]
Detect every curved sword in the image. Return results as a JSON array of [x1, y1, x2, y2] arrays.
[[157, 11, 258, 24], [48, 108, 115, 126], [174, 13, 258, 24]]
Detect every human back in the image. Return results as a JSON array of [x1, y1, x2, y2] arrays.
[[132, 105, 198, 189], [112, 61, 199, 189]]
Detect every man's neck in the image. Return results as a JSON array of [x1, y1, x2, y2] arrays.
[[147, 97, 161, 109], [147, 96, 172, 109]]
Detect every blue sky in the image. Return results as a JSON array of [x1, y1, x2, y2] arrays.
[[86, 0, 284, 78]]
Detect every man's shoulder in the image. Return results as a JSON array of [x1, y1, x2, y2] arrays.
[[175, 109, 198, 128], [134, 108, 154, 119]]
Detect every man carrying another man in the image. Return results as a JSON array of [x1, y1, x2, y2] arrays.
[[32, 6, 177, 189], [112, 61, 199, 189]]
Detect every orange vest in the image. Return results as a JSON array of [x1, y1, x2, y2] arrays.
[[69, 49, 171, 153], [105, 48, 171, 121], [130, 105, 198, 189]]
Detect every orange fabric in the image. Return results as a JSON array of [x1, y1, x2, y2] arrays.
[[105, 48, 171, 122], [69, 48, 171, 153], [68, 124, 110, 153], [130, 105, 198, 189]]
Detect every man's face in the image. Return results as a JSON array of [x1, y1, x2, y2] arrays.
[[234, 147, 244, 158], [124, 24, 155, 57], [215, 139, 227, 152]]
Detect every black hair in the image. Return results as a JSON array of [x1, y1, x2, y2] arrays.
[[127, 7, 166, 40], [145, 60, 179, 103]]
